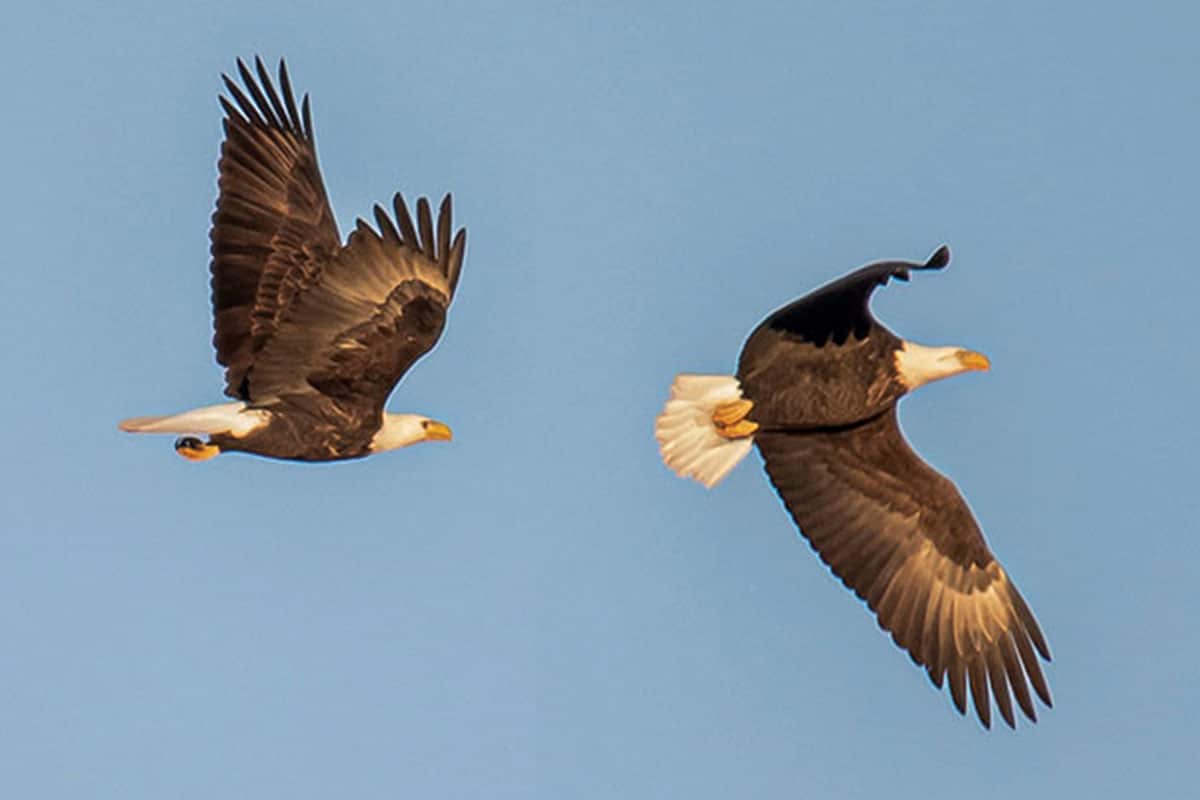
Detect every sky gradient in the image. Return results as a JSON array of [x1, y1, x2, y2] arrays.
[[3, 2, 1198, 797]]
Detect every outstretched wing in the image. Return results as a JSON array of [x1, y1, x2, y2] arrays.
[[244, 194, 466, 416], [761, 245, 950, 347], [209, 57, 340, 401], [754, 407, 1052, 728]]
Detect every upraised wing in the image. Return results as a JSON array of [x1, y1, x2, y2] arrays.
[[762, 245, 950, 347], [736, 246, 950, 429], [209, 57, 340, 401], [754, 407, 1052, 728], [245, 193, 466, 418]]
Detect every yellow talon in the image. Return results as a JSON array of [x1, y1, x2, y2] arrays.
[[712, 399, 754, 427], [174, 437, 221, 462], [712, 399, 758, 439], [717, 418, 759, 439]]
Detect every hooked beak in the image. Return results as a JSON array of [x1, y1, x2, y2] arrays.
[[955, 349, 991, 372], [895, 342, 991, 390], [422, 420, 453, 442]]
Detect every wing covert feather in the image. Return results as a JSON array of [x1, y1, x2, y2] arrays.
[[245, 194, 465, 415]]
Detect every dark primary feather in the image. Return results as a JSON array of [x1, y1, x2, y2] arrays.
[[208, 58, 467, 415], [764, 245, 950, 347], [754, 408, 1052, 728], [210, 57, 339, 401]]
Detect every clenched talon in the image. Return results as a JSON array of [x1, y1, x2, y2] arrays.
[[712, 399, 759, 439]]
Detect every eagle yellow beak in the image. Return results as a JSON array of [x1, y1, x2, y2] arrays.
[[955, 349, 991, 372], [422, 420, 453, 442], [896, 342, 990, 390]]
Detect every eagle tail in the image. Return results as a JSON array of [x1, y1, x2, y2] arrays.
[[118, 402, 266, 436], [654, 374, 755, 488]]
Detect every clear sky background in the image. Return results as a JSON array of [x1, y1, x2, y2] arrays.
[[2, 1, 1197, 797]]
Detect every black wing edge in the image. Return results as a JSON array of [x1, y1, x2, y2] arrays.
[[765, 245, 950, 346], [361, 192, 467, 295], [219, 56, 313, 142]]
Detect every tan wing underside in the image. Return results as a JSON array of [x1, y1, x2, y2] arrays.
[[755, 412, 1051, 728]]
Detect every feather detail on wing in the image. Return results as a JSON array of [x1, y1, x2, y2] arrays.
[[754, 407, 1051, 728], [245, 194, 466, 415], [209, 57, 340, 401]]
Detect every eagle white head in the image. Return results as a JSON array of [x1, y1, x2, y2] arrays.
[[894, 342, 991, 391], [369, 413, 454, 452]]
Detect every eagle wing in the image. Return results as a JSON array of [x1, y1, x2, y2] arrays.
[[244, 193, 466, 418], [754, 407, 1052, 728], [760, 245, 950, 346], [209, 58, 340, 401]]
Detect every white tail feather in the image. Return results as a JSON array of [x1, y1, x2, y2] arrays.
[[654, 374, 754, 488], [118, 402, 268, 437]]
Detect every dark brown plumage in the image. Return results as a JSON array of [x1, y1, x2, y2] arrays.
[[737, 248, 948, 428], [656, 246, 1051, 728], [120, 58, 465, 462], [738, 247, 1050, 728]]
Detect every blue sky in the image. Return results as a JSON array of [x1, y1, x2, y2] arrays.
[[2, 1, 1197, 797]]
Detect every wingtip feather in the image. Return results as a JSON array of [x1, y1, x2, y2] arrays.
[[416, 197, 435, 258], [925, 244, 951, 270], [447, 228, 467, 293], [393, 193, 418, 244]]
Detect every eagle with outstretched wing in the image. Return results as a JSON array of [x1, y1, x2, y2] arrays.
[[656, 247, 1052, 728], [121, 57, 465, 462]]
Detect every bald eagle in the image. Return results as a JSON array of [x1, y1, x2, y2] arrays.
[[654, 247, 1051, 728], [120, 58, 465, 462]]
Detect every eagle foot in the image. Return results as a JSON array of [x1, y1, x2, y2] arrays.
[[712, 399, 759, 439], [174, 436, 221, 462]]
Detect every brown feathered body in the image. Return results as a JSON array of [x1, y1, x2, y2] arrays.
[[694, 247, 1052, 728]]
